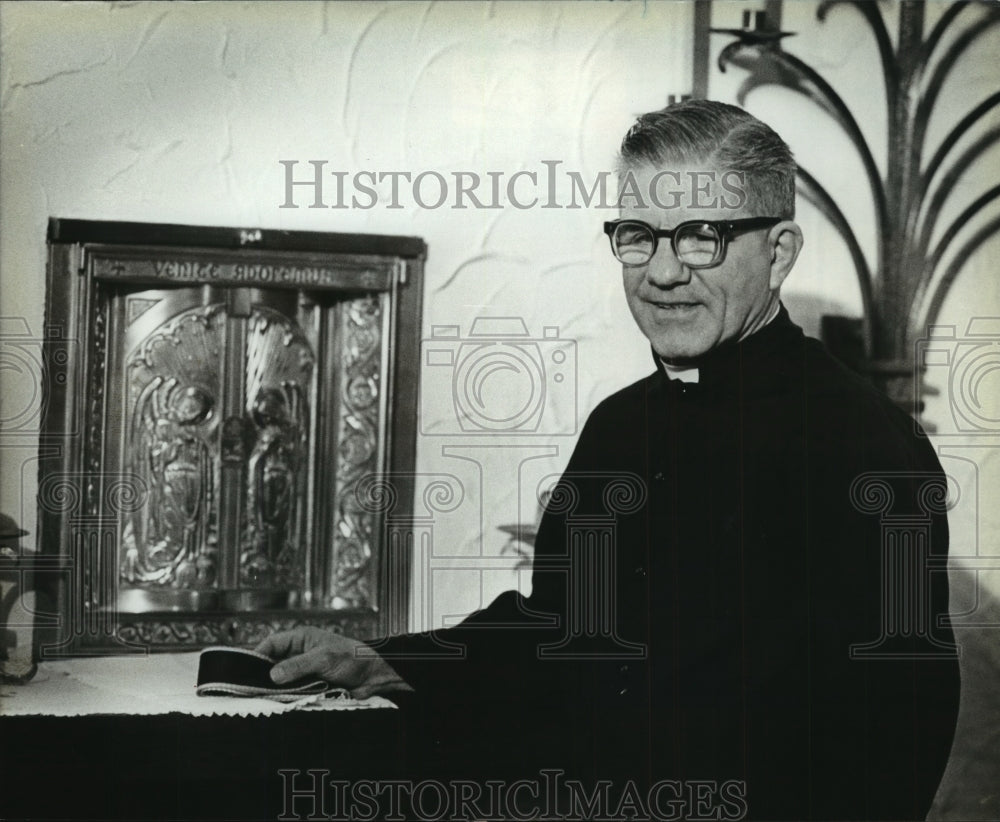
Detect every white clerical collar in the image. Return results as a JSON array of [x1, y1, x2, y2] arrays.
[[659, 302, 782, 384], [661, 360, 700, 383]]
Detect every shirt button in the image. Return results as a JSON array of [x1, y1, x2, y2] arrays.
[[653, 471, 665, 481], [634, 566, 646, 577], [619, 664, 629, 674], [618, 687, 629, 697]]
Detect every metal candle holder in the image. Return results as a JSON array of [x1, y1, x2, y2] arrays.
[[710, 1, 1000, 413]]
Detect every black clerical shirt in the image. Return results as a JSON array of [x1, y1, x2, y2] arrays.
[[378, 306, 960, 821]]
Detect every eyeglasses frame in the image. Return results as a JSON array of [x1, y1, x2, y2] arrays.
[[603, 217, 783, 269]]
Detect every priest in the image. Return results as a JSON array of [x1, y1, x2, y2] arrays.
[[259, 99, 960, 821]]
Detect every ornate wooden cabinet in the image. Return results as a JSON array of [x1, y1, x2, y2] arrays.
[[37, 219, 423, 653]]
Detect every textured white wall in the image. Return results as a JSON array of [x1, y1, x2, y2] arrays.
[[0, 0, 692, 628], [1, 1, 997, 638]]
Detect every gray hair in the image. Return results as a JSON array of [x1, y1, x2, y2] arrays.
[[618, 99, 796, 219]]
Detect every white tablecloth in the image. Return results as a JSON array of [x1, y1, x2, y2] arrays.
[[0, 652, 396, 716]]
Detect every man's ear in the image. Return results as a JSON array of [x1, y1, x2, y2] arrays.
[[768, 221, 803, 290]]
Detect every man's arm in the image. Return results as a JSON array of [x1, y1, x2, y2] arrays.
[[255, 400, 619, 696]]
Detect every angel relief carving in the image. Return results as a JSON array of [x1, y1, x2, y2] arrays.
[[121, 307, 222, 589], [242, 382, 308, 587], [122, 380, 216, 586], [119, 301, 314, 596], [240, 311, 314, 589]]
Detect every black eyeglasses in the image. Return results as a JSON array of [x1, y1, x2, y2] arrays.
[[603, 217, 781, 268]]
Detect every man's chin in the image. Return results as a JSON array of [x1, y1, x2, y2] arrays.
[[651, 339, 711, 364], [638, 316, 719, 364]]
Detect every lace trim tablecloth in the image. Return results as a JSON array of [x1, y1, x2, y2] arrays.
[[0, 652, 396, 716]]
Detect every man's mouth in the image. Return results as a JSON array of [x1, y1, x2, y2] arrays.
[[645, 300, 700, 311]]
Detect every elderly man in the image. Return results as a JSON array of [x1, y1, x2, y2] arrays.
[[259, 100, 959, 820]]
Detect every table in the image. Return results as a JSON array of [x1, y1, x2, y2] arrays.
[[0, 653, 412, 820]]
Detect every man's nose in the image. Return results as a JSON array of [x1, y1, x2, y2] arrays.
[[644, 244, 691, 287]]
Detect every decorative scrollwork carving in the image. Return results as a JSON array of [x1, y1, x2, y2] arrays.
[[86, 289, 108, 517], [116, 613, 372, 648], [332, 295, 384, 609]]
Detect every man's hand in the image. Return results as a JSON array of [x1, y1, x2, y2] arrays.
[[254, 627, 412, 699]]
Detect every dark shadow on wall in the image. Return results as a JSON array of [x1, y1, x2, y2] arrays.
[[930, 565, 1000, 821]]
